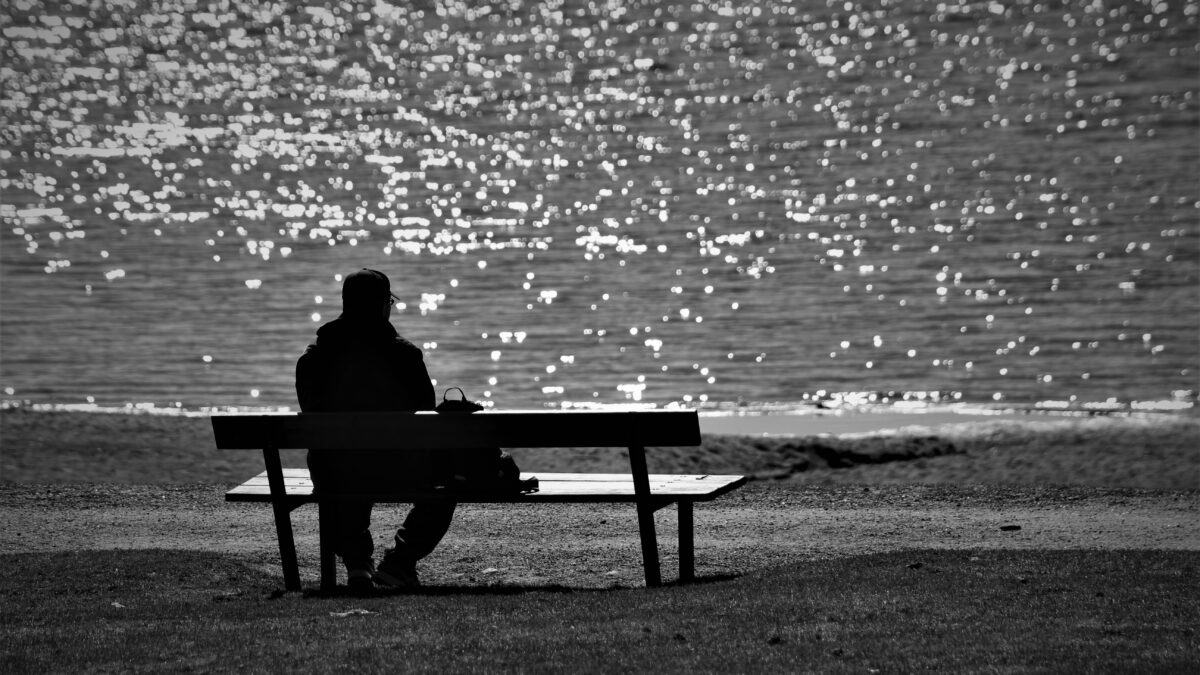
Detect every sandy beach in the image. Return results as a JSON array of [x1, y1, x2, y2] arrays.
[[1, 407, 1196, 589]]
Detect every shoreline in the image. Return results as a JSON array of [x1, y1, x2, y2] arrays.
[[1, 406, 1197, 490], [695, 406, 1191, 437], [3, 397, 1194, 435]]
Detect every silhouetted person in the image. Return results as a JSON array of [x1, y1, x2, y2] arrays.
[[296, 268, 453, 591]]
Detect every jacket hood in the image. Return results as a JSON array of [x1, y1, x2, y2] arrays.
[[314, 315, 400, 346]]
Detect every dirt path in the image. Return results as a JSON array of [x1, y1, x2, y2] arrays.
[[2, 482, 1196, 589]]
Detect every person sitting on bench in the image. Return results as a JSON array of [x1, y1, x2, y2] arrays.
[[296, 268, 453, 591]]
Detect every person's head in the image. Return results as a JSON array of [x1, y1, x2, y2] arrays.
[[341, 268, 398, 319]]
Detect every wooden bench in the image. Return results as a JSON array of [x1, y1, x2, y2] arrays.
[[212, 410, 746, 591]]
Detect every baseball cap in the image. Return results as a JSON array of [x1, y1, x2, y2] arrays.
[[342, 268, 400, 309]]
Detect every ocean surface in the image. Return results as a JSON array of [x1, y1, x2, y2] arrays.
[[1, 0, 1197, 415]]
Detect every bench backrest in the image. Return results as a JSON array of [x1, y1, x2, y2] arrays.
[[211, 409, 701, 450]]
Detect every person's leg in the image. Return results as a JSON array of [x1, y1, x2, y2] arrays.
[[376, 501, 455, 588], [309, 452, 375, 570], [330, 500, 374, 571], [394, 501, 457, 560]]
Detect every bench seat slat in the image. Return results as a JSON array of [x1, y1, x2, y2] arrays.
[[225, 470, 747, 503], [231, 471, 729, 484]]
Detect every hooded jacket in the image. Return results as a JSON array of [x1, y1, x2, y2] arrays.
[[296, 315, 435, 413], [296, 314, 436, 492]]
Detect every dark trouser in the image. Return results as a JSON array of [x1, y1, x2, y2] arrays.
[[308, 450, 456, 568], [324, 499, 456, 569]]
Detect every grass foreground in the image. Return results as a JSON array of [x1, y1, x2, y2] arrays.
[[2, 548, 1197, 673]]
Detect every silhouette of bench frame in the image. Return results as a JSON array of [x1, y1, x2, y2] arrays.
[[213, 410, 746, 591]]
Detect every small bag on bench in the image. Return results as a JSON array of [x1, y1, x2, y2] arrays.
[[435, 388, 538, 494]]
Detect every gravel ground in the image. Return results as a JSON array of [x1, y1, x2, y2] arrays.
[[2, 482, 1195, 590]]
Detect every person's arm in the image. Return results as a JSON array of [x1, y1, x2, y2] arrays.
[[388, 338, 437, 411], [295, 346, 325, 412], [410, 351, 437, 411]]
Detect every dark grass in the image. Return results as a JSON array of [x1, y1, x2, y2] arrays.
[[2, 549, 1197, 673]]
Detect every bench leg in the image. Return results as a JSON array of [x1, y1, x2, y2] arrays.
[[627, 445, 662, 588], [267, 501, 301, 591], [679, 500, 694, 583], [263, 447, 302, 591], [318, 502, 337, 593]]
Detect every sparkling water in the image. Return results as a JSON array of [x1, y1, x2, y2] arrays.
[[1, 0, 1196, 413]]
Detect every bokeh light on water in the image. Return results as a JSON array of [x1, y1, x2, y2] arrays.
[[0, 0, 1196, 411]]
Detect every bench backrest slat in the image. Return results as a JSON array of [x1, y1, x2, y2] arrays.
[[211, 410, 700, 450]]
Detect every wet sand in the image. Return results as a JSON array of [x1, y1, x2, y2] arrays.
[[699, 407, 1085, 437]]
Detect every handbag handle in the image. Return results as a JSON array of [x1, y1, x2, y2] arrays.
[[437, 387, 483, 413]]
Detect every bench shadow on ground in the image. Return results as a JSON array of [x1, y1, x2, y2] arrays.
[[0, 548, 742, 602], [6, 548, 1198, 631]]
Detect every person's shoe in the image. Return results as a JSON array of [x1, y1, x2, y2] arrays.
[[345, 560, 376, 594], [374, 554, 419, 590]]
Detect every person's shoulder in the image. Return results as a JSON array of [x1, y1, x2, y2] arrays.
[[391, 334, 424, 356], [296, 340, 325, 374]]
